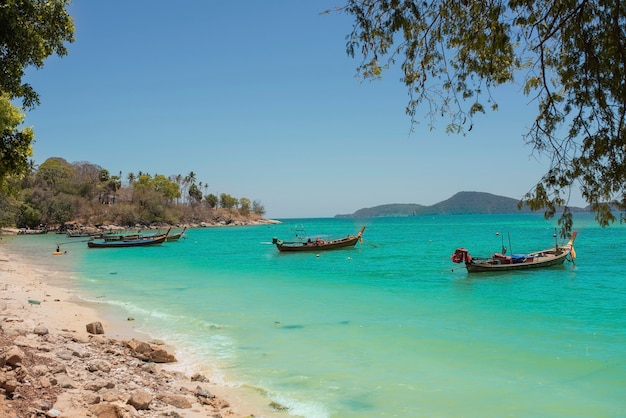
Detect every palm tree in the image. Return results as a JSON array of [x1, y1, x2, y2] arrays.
[[127, 172, 135, 187], [183, 171, 197, 205]]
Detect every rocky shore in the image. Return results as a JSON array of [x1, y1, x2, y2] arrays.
[[0, 323, 234, 417], [2, 217, 282, 237], [0, 245, 288, 418]]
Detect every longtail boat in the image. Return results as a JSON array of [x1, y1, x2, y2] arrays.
[[451, 231, 577, 273], [66, 230, 106, 238], [102, 230, 149, 241], [272, 226, 366, 253], [87, 229, 170, 248], [17, 227, 48, 235], [165, 227, 186, 242]]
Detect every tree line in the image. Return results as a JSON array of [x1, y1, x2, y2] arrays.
[[0, 157, 266, 228]]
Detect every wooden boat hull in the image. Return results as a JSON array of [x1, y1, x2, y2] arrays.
[[18, 228, 47, 235], [98, 228, 171, 243], [103, 233, 143, 241], [67, 231, 105, 238], [274, 236, 360, 252], [273, 226, 365, 253], [452, 232, 577, 273], [165, 228, 186, 242], [465, 249, 570, 273], [87, 235, 167, 248]]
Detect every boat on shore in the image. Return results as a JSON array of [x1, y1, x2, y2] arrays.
[[87, 229, 170, 248], [451, 231, 577, 273], [17, 227, 48, 235], [272, 226, 366, 253]]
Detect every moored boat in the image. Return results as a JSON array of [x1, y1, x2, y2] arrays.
[[66, 230, 105, 238], [272, 226, 366, 253], [87, 228, 170, 248], [165, 227, 186, 242], [17, 227, 48, 235], [451, 231, 577, 273]]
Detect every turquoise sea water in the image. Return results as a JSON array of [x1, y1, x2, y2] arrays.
[[3, 214, 625, 417]]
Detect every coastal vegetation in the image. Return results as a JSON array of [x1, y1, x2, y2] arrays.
[[0, 157, 266, 229]]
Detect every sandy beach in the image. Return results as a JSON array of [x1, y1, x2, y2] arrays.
[[0, 241, 289, 417]]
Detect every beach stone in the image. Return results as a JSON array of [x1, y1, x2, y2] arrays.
[[49, 361, 66, 374], [31, 364, 49, 376], [191, 372, 209, 382], [13, 335, 39, 349], [55, 374, 76, 389], [100, 388, 126, 403], [157, 393, 192, 409], [1, 376, 19, 394], [83, 392, 101, 405], [45, 408, 61, 417], [33, 325, 49, 335], [126, 339, 152, 354], [89, 402, 126, 417], [87, 359, 112, 373], [195, 385, 214, 399], [127, 389, 152, 410], [140, 363, 158, 374], [83, 380, 109, 392], [36, 342, 56, 352], [86, 321, 104, 335], [56, 349, 74, 361], [195, 385, 216, 405], [149, 348, 177, 363], [38, 400, 52, 411], [4, 346, 25, 367], [39, 376, 52, 388]]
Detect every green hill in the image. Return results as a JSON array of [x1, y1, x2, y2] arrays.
[[336, 191, 585, 218], [418, 191, 532, 215], [341, 203, 426, 218]]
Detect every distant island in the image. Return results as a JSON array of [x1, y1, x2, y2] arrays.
[[335, 191, 588, 218]]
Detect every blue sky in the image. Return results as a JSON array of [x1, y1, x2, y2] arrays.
[[23, 1, 585, 219]]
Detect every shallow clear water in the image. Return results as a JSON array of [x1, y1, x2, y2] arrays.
[[4, 214, 625, 417]]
